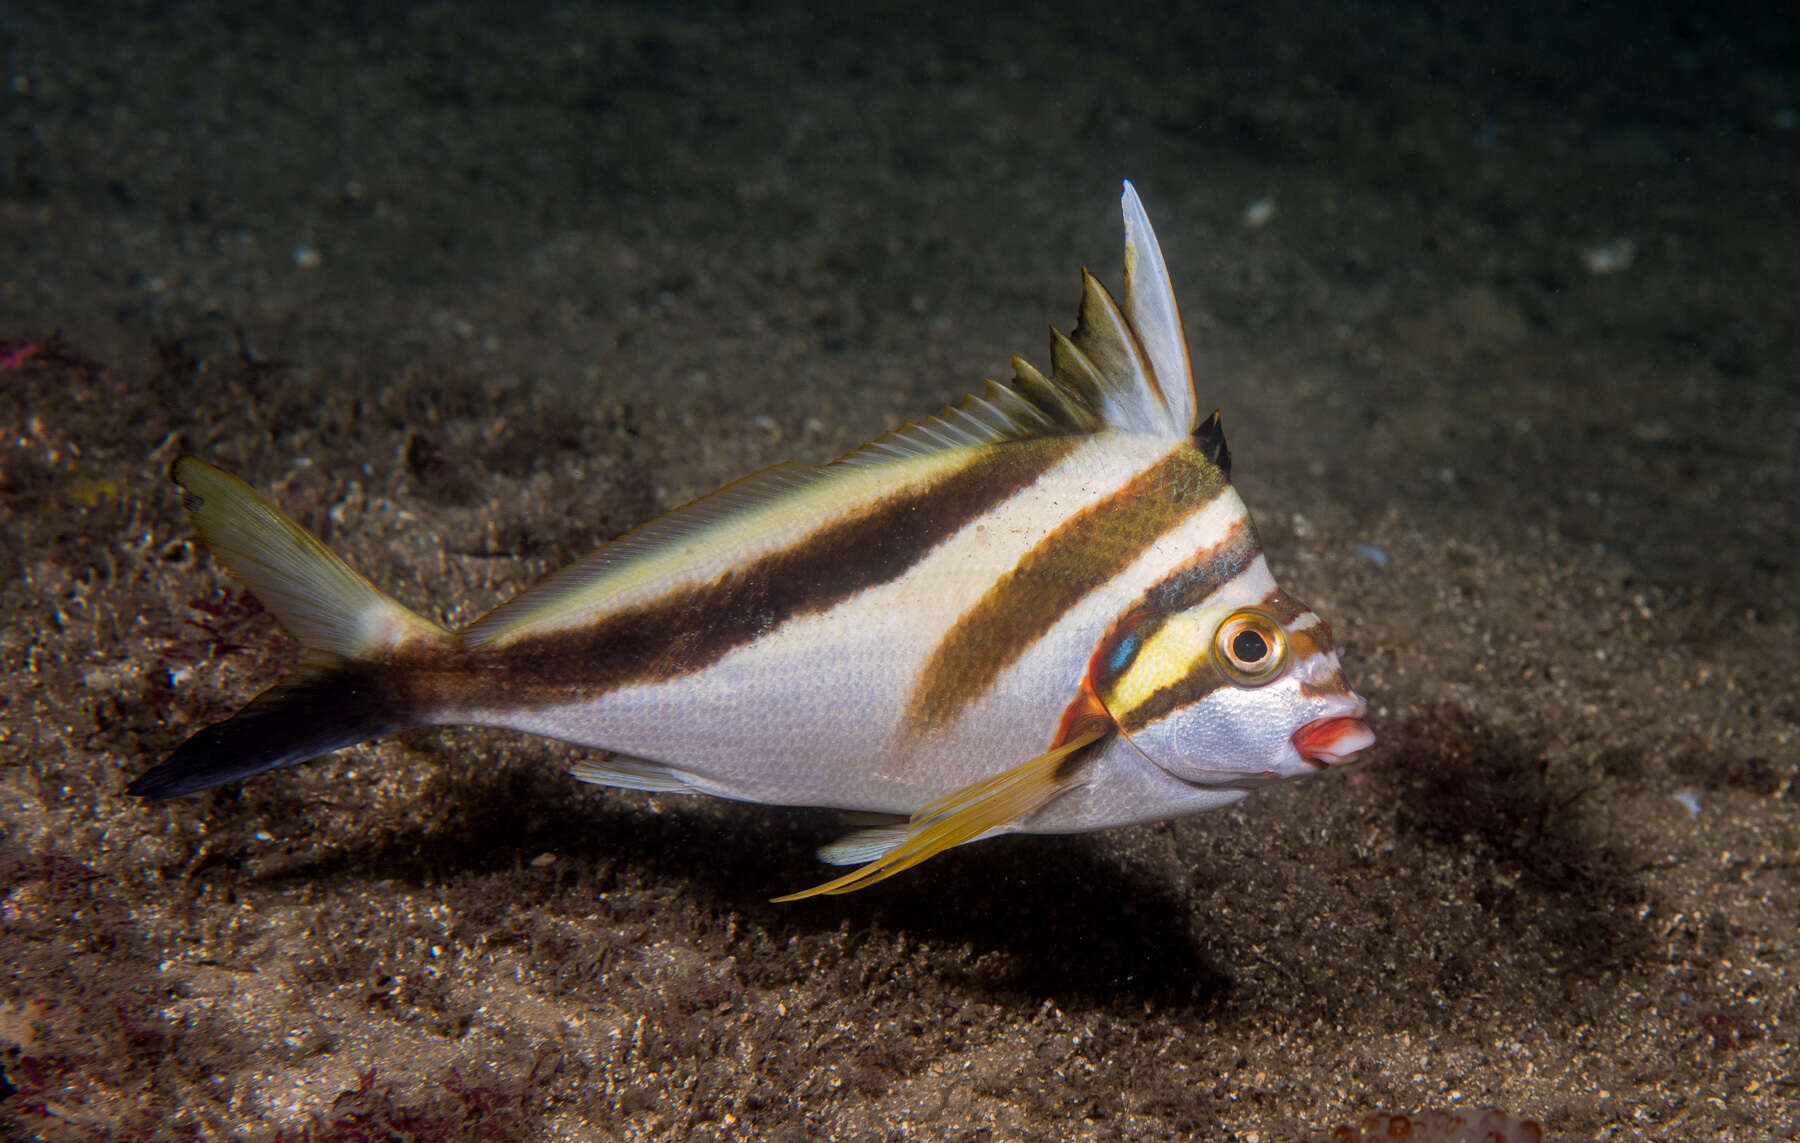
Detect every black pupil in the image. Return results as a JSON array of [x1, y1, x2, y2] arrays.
[[1231, 628, 1269, 664]]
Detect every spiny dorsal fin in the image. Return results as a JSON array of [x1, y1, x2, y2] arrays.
[[837, 180, 1198, 468]]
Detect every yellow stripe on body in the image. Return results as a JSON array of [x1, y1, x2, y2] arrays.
[[1093, 520, 1275, 732], [1104, 608, 1214, 718]]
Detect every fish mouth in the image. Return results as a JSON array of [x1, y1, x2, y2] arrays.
[[1292, 715, 1375, 766]]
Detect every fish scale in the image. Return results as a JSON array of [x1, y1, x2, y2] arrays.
[[128, 182, 1373, 899]]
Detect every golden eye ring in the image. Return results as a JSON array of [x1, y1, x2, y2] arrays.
[[1213, 608, 1289, 686]]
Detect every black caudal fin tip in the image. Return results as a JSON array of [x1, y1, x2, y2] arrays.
[[126, 761, 192, 799], [127, 723, 366, 800], [127, 667, 405, 800], [125, 732, 301, 799]]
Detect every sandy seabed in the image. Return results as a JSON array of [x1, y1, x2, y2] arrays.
[[2, 2, 1796, 1140]]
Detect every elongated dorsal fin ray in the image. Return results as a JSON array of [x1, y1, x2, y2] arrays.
[[1121, 180, 1198, 434], [462, 462, 829, 646], [838, 182, 1197, 467]]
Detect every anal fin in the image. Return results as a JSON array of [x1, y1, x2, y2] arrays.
[[817, 821, 910, 866], [568, 755, 695, 794], [773, 726, 1108, 902]]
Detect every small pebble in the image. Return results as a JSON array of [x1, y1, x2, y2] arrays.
[[1580, 238, 1636, 275], [1242, 197, 1276, 228]]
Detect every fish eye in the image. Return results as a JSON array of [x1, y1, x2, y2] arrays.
[[1213, 609, 1288, 685], [1231, 627, 1269, 662]]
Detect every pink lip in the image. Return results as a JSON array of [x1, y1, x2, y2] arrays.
[[1292, 716, 1375, 764]]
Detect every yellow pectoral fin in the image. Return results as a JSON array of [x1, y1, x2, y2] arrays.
[[772, 725, 1108, 902]]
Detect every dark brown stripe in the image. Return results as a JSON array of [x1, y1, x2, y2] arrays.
[[1097, 514, 1260, 681], [444, 438, 1082, 706], [1284, 617, 1330, 661], [1287, 608, 1347, 698], [903, 445, 1226, 732], [1087, 516, 1261, 729], [1112, 573, 1294, 737], [1298, 671, 1350, 699]]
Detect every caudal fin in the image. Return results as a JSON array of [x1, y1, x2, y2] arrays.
[[128, 457, 452, 799], [127, 661, 415, 798]]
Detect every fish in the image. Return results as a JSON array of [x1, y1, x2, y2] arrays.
[[128, 182, 1374, 900]]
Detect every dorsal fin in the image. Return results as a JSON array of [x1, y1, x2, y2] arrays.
[[467, 185, 1208, 642], [839, 181, 1198, 468], [462, 462, 830, 646], [1119, 180, 1197, 434], [835, 377, 1093, 468]]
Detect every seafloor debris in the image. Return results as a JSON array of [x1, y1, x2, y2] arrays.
[[1305, 1108, 1549, 1142], [1579, 236, 1637, 274]]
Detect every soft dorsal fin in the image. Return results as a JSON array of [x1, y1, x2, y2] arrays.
[[462, 462, 830, 646], [836, 375, 1096, 468], [838, 180, 1198, 468]]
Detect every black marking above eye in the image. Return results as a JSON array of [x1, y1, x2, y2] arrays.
[[1230, 628, 1269, 664], [1194, 409, 1231, 479]]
